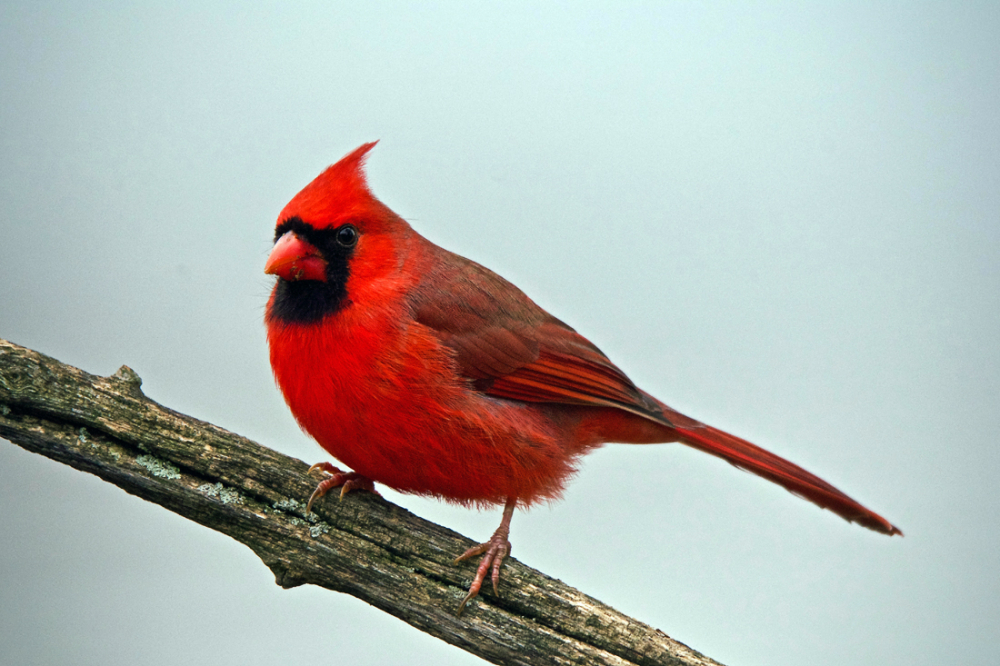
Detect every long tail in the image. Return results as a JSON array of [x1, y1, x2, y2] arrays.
[[657, 403, 902, 536]]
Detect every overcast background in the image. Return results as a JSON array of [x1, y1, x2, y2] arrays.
[[2, 3, 998, 666]]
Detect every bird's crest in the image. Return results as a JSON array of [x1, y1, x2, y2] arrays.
[[277, 141, 381, 229]]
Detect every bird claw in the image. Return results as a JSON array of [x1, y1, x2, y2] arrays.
[[306, 463, 379, 513], [454, 531, 512, 616]]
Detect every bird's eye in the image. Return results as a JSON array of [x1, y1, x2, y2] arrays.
[[336, 224, 359, 248]]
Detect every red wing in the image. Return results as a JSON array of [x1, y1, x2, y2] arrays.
[[482, 326, 667, 422], [408, 248, 666, 422], [486, 350, 637, 406]]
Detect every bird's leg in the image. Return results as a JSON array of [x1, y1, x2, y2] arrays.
[[306, 462, 379, 513], [453, 497, 516, 615]]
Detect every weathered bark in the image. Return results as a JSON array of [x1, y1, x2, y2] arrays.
[[0, 338, 722, 666]]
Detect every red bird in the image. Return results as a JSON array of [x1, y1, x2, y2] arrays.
[[265, 142, 901, 613]]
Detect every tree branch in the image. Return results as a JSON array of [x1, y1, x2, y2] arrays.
[[0, 338, 722, 666]]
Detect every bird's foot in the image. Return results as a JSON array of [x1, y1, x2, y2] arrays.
[[306, 463, 379, 513], [453, 498, 516, 616]]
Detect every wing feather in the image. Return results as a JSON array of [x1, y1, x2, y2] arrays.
[[408, 247, 663, 421]]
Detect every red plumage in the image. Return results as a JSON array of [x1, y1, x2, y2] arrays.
[[265, 143, 901, 612]]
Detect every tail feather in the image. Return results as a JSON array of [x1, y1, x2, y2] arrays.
[[670, 421, 902, 536]]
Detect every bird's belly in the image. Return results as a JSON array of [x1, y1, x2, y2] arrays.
[[268, 317, 577, 505]]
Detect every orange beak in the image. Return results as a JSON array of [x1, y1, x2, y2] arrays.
[[265, 232, 328, 282]]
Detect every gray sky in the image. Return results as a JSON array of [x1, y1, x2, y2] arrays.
[[2, 3, 998, 665]]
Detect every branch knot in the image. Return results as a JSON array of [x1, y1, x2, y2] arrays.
[[110, 365, 144, 397]]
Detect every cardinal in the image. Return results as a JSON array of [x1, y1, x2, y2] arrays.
[[264, 142, 901, 614]]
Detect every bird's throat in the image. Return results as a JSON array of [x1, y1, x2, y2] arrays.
[[268, 277, 350, 324]]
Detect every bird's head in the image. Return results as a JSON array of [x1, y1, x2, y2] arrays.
[[265, 141, 412, 324]]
